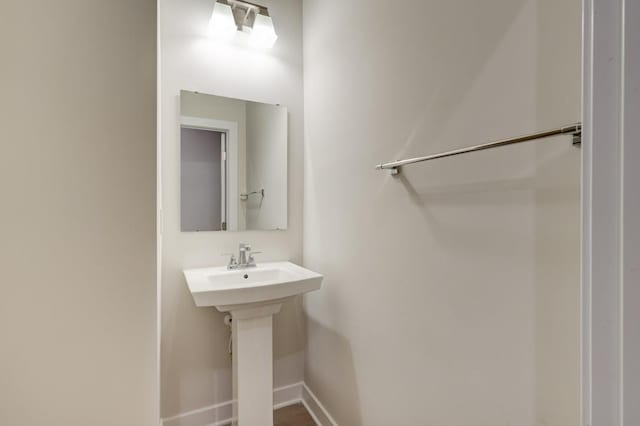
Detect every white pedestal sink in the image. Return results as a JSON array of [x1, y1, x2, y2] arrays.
[[184, 261, 323, 426]]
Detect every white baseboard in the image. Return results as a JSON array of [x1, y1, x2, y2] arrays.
[[161, 382, 336, 426], [301, 383, 338, 426], [161, 398, 233, 426], [273, 381, 304, 409]]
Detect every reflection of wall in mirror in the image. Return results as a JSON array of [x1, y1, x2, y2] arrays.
[[246, 102, 287, 230]]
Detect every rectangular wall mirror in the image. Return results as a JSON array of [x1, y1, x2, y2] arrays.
[[180, 90, 287, 231]]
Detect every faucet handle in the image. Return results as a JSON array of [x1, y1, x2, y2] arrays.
[[247, 251, 261, 266], [221, 253, 237, 268]]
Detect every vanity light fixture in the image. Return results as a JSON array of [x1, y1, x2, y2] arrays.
[[248, 13, 278, 48], [209, 0, 278, 48], [208, 1, 237, 40]]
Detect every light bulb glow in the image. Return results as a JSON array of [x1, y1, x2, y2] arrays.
[[209, 2, 237, 41], [249, 13, 278, 48]]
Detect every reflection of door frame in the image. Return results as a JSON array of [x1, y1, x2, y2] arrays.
[[180, 116, 239, 231]]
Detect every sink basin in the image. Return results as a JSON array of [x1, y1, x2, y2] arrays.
[[184, 261, 323, 310]]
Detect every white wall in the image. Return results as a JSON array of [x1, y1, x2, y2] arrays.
[[0, 1, 158, 425], [160, 0, 304, 419], [302, 0, 581, 425], [246, 102, 288, 230]]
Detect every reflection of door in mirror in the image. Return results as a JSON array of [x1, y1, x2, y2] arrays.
[[180, 127, 227, 231]]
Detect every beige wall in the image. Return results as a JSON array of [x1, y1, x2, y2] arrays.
[[302, 0, 581, 425], [0, 1, 157, 425], [160, 0, 304, 419]]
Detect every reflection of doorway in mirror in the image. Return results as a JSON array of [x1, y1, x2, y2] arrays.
[[180, 114, 240, 232], [180, 127, 227, 231]]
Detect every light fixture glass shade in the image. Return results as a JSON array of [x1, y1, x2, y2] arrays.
[[249, 13, 278, 48], [209, 2, 237, 40]]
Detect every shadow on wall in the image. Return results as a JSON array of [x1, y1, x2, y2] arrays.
[[532, 0, 582, 423], [532, 145, 581, 425], [394, 161, 535, 255], [303, 0, 581, 423], [273, 295, 307, 387], [393, 147, 578, 254], [274, 295, 306, 358], [306, 317, 363, 426], [387, 134, 579, 426]]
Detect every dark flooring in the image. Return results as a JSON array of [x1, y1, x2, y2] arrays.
[[274, 403, 316, 426], [222, 403, 316, 426]]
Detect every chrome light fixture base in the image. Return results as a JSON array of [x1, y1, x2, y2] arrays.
[[219, 0, 270, 32], [210, 0, 278, 48]]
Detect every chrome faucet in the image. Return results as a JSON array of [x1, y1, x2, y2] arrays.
[[224, 243, 261, 270]]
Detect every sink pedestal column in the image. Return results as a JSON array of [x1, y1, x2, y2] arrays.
[[230, 302, 283, 426]]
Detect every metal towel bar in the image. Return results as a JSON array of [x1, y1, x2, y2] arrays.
[[376, 123, 582, 175], [240, 188, 264, 201]]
